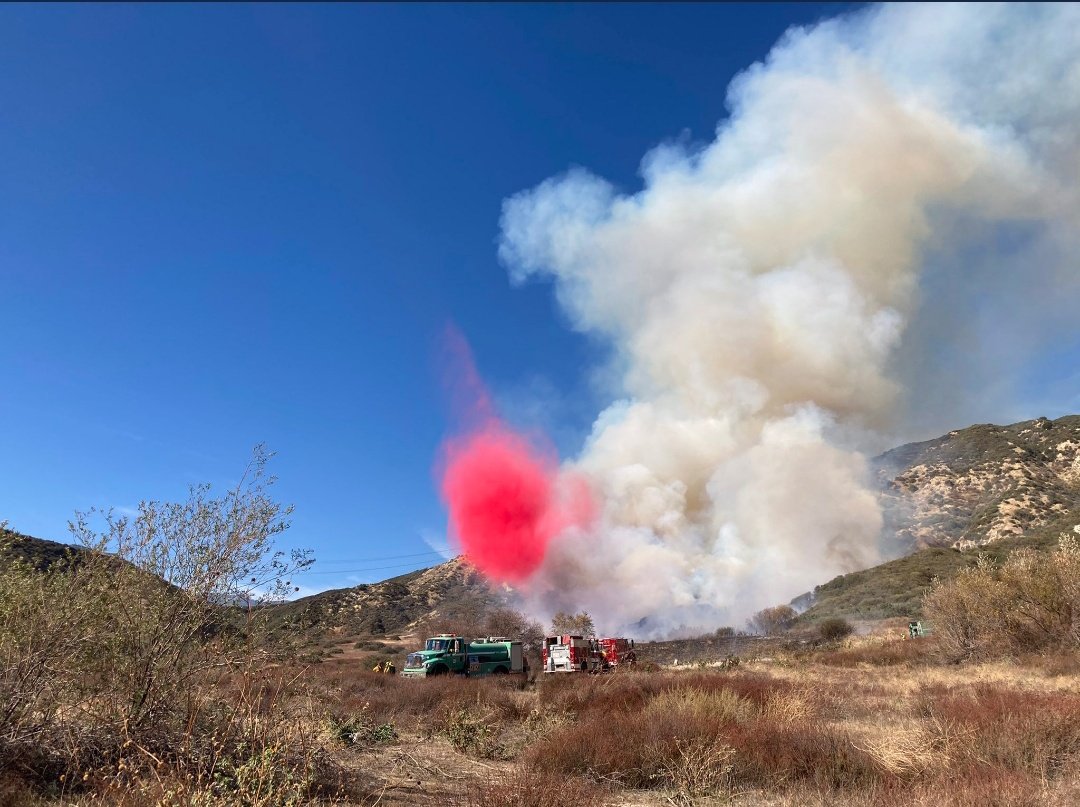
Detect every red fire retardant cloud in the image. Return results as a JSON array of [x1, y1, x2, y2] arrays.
[[437, 326, 594, 584], [442, 427, 557, 582]]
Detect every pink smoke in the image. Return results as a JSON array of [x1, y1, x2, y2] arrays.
[[437, 326, 594, 584]]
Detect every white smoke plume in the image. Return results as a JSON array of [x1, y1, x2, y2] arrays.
[[497, 3, 1080, 637]]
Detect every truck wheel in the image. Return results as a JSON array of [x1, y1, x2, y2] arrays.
[[492, 666, 508, 675], [429, 664, 449, 676]]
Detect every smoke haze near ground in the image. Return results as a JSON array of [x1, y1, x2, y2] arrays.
[[496, 3, 1080, 637]]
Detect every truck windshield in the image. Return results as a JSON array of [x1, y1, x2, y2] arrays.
[[425, 639, 449, 652]]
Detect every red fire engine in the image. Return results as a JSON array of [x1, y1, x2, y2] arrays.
[[598, 637, 637, 669], [542, 635, 636, 673]]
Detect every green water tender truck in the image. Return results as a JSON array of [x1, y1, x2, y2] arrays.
[[401, 634, 525, 678]]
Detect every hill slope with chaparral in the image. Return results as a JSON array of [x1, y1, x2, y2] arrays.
[[5, 414, 1080, 807], [5, 415, 1080, 643]]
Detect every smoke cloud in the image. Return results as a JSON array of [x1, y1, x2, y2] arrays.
[[494, 3, 1080, 636]]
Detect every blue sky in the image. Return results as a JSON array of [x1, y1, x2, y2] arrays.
[[13, 1, 1034, 594]]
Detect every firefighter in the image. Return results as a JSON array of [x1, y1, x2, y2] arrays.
[[372, 660, 384, 673], [384, 660, 397, 675]]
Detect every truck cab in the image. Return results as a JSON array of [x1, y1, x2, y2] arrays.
[[401, 634, 467, 677], [401, 634, 525, 678]]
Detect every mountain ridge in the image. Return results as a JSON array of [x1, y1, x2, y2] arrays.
[[6, 413, 1079, 636]]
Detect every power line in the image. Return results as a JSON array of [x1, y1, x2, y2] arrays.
[[310, 550, 449, 565], [293, 558, 453, 577]]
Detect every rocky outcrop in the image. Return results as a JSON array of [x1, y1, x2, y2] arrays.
[[877, 415, 1080, 551]]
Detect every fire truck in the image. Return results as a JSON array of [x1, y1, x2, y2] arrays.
[[401, 634, 525, 678], [542, 635, 636, 673], [598, 637, 637, 669]]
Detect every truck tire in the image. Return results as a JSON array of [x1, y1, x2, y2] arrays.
[[492, 666, 508, 675], [429, 664, 449, 676]]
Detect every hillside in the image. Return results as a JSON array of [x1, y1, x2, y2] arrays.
[[265, 556, 496, 639], [5, 414, 1079, 641], [285, 413, 1080, 635], [796, 415, 1080, 623], [0, 525, 87, 570], [877, 414, 1080, 551], [794, 516, 1075, 624]]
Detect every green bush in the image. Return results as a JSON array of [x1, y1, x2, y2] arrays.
[[442, 707, 502, 759], [328, 707, 398, 747]]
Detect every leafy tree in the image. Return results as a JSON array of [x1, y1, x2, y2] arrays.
[[483, 606, 545, 654], [748, 605, 797, 636], [551, 610, 596, 637]]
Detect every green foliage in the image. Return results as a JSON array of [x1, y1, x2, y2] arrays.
[[327, 707, 398, 747], [801, 547, 975, 623], [795, 523, 1071, 627], [442, 707, 502, 759], [204, 741, 313, 807]]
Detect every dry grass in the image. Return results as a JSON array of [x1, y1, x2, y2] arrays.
[[458, 768, 611, 807], [6, 635, 1080, 805]]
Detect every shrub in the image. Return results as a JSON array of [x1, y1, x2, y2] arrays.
[[441, 707, 502, 759], [650, 737, 734, 804], [644, 686, 758, 726], [527, 672, 885, 795], [0, 449, 320, 801], [819, 618, 855, 642], [748, 605, 797, 636], [465, 768, 609, 807], [924, 534, 1080, 659], [354, 640, 388, 651], [816, 637, 934, 667], [327, 706, 398, 747], [923, 684, 1080, 779]]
